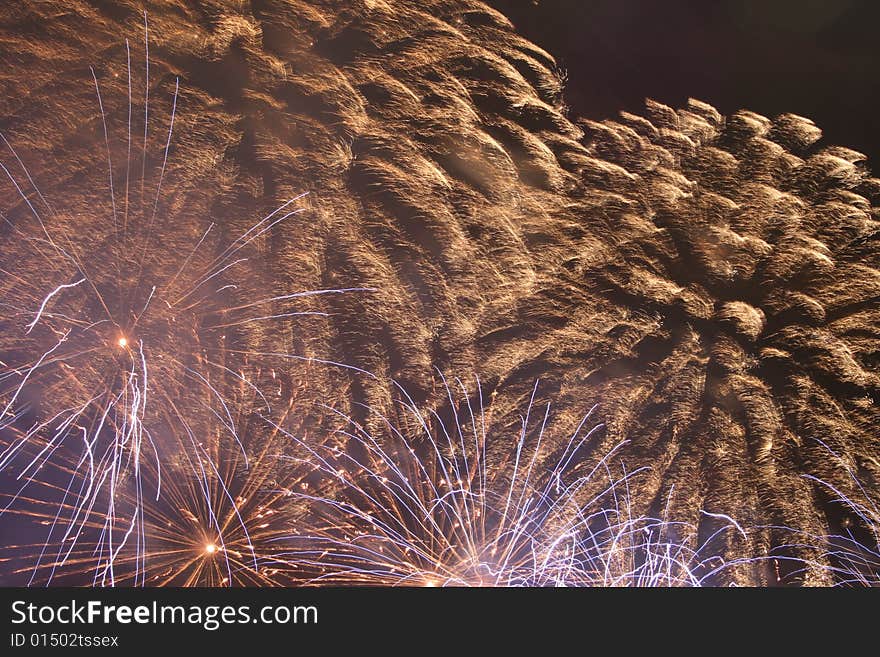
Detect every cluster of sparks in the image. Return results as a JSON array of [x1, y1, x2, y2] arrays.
[[271, 375, 752, 586], [1, 20, 877, 588], [0, 16, 354, 587], [779, 441, 880, 586]]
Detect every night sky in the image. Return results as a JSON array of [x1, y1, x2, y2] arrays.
[[492, 0, 880, 165]]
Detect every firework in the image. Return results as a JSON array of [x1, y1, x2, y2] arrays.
[[0, 17, 363, 586], [270, 373, 752, 586], [2, 0, 877, 587], [776, 440, 880, 587], [0, 382, 323, 586]]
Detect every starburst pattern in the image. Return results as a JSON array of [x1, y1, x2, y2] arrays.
[[0, 17, 362, 585], [271, 375, 752, 586]]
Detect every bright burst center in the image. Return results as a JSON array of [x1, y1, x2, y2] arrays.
[[117, 336, 128, 348], [204, 543, 216, 556]]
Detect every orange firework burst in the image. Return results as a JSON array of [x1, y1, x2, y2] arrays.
[[0, 16, 365, 586]]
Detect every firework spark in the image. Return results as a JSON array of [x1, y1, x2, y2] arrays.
[[0, 392, 312, 586], [776, 440, 880, 586], [0, 18, 364, 586], [270, 373, 751, 586]]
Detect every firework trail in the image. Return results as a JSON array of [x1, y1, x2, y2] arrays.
[[775, 440, 880, 586], [0, 391, 317, 586], [0, 17, 364, 586], [270, 373, 752, 586]]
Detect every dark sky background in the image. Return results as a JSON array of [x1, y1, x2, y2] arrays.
[[491, 0, 880, 165]]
